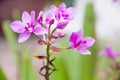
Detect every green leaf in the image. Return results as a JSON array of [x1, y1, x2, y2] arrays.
[[2, 20, 18, 55], [80, 2, 99, 80], [0, 67, 7, 80], [17, 45, 38, 80]]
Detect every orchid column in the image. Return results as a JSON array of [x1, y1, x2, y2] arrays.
[[10, 3, 95, 80]]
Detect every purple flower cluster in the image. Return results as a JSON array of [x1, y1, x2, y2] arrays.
[[10, 3, 95, 55]]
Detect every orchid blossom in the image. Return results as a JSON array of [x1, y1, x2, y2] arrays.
[[69, 29, 95, 55], [10, 11, 47, 43], [51, 3, 75, 29], [98, 46, 120, 60]]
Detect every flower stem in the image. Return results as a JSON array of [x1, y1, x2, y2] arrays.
[[45, 44, 50, 80]]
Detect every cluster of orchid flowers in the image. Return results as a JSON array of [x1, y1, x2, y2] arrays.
[[10, 3, 95, 55], [10, 3, 95, 80]]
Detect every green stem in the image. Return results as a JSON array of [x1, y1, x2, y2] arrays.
[[51, 28, 57, 38], [46, 44, 50, 80]]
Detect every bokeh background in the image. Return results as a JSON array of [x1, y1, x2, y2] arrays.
[[0, 0, 120, 80]]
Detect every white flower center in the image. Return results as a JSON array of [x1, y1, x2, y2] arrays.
[[28, 27, 33, 32]]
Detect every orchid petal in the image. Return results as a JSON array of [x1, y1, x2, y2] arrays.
[[105, 46, 116, 60], [46, 13, 54, 25], [83, 37, 95, 47], [77, 29, 83, 41], [57, 21, 69, 29], [22, 11, 31, 24], [50, 5, 58, 13], [59, 3, 66, 11], [69, 32, 78, 44], [10, 21, 25, 33], [33, 25, 47, 35], [37, 11, 44, 24], [55, 12, 61, 21], [78, 48, 91, 55], [18, 31, 30, 43], [98, 46, 117, 60], [66, 7, 75, 18], [62, 7, 75, 20], [30, 10, 35, 24]]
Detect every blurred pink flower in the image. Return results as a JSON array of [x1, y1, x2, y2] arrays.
[[10, 11, 47, 43], [51, 3, 75, 29], [69, 29, 95, 55], [112, 0, 118, 2], [98, 46, 120, 60]]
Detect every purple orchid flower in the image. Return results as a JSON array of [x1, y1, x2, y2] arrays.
[[37, 11, 54, 26], [69, 29, 95, 55], [10, 11, 47, 43], [98, 46, 120, 60], [51, 3, 75, 29]]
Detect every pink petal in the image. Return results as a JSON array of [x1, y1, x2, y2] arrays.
[[83, 37, 95, 47], [78, 48, 91, 55], [22, 11, 31, 23], [112, 0, 118, 2], [37, 11, 44, 24], [77, 29, 83, 41], [33, 25, 47, 35], [105, 46, 116, 60], [10, 21, 25, 33], [45, 13, 54, 25], [62, 7, 75, 20], [50, 5, 58, 13], [30, 10, 35, 24], [55, 12, 61, 21], [98, 46, 116, 60], [18, 31, 30, 43], [59, 3, 66, 11], [69, 32, 78, 44], [66, 7, 75, 18], [57, 21, 69, 29]]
